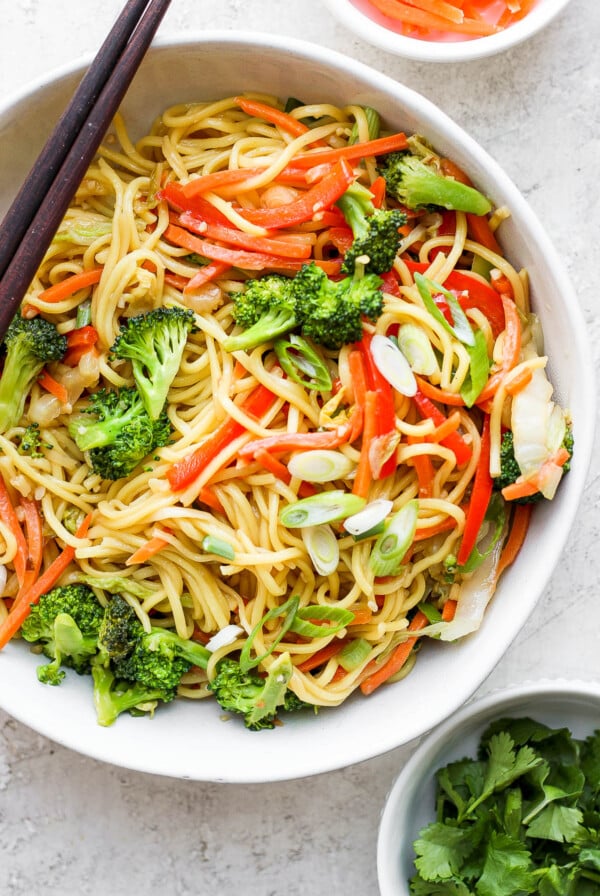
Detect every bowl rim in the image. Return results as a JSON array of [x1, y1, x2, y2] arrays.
[[0, 31, 594, 782], [377, 678, 600, 893], [321, 0, 573, 62]]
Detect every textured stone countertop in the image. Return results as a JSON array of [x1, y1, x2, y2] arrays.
[[0, 1, 598, 894]]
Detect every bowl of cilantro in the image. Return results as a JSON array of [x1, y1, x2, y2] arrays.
[[377, 679, 600, 895]]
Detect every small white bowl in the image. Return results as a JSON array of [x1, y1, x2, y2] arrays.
[[322, 0, 573, 63], [377, 679, 600, 895]]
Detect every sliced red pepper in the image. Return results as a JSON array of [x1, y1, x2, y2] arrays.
[[163, 223, 341, 275], [406, 261, 505, 337], [178, 212, 312, 259], [456, 415, 493, 564], [413, 390, 472, 467], [239, 159, 355, 229]]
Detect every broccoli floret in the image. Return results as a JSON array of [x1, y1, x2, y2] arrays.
[[379, 151, 492, 215], [208, 653, 308, 730], [223, 274, 298, 353], [0, 316, 66, 433], [91, 655, 176, 727], [336, 181, 406, 275], [20, 584, 104, 684], [17, 423, 49, 457], [111, 306, 196, 420], [98, 595, 210, 692], [494, 428, 574, 504], [294, 262, 383, 350], [68, 386, 171, 480]]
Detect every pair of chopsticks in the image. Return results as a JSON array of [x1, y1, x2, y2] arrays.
[[0, 0, 172, 341]]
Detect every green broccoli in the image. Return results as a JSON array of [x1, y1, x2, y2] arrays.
[[0, 315, 66, 432], [68, 387, 171, 480], [20, 584, 104, 685], [294, 262, 383, 350], [97, 593, 142, 663], [91, 656, 176, 727], [223, 274, 298, 353], [379, 151, 492, 215], [494, 428, 574, 504], [336, 181, 406, 275], [17, 423, 49, 457], [208, 653, 309, 730], [111, 306, 196, 420]]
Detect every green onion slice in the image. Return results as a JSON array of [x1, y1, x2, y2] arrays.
[[415, 272, 475, 347], [302, 525, 340, 576], [279, 490, 366, 528], [201, 534, 235, 561], [396, 323, 438, 376], [289, 604, 355, 639], [274, 333, 332, 392], [369, 499, 419, 577], [370, 334, 417, 397], [240, 594, 300, 672], [343, 498, 393, 537], [460, 328, 490, 407], [288, 449, 354, 483], [338, 637, 372, 671]]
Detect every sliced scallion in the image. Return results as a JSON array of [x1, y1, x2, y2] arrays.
[[302, 525, 340, 576], [369, 499, 419, 577], [201, 534, 235, 561], [415, 272, 475, 347], [274, 333, 332, 392], [279, 490, 366, 528], [396, 323, 438, 376], [460, 328, 490, 407], [370, 333, 417, 397], [289, 604, 355, 639], [240, 594, 299, 672], [288, 449, 354, 483], [343, 498, 393, 536], [338, 637, 371, 671]]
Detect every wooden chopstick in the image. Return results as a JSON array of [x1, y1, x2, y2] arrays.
[[0, 0, 171, 341]]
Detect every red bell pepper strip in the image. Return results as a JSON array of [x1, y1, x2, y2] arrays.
[[179, 168, 266, 200], [167, 383, 279, 492], [0, 474, 28, 586], [456, 415, 493, 565], [178, 212, 312, 259], [163, 223, 341, 275], [183, 261, 231, 295], [413, 390, 472, 466], [239, 159, 355, 228]]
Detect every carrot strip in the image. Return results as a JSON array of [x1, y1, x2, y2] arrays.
[[405, 0, 465, 22], [442, 598, 457, 622], [0, 475, 28, 585], [429, 410, 461, 443], [37, 370, 69, 405], [167, 383, 278, 492], [414, 516, 457, 541], [360, 610, 429, 695], [353, 391, 378, 499], [456, 414, 492, 564], [367, 0, 500, 34], [0, 513, 91, 650], [348, 607, 373, 625], [19, 498, 44, 593], [234, 96, 311, 139], [413, 391, 472, 466], [505, 368, 533, 396], [475, 295, 522, 403], [181, 168, 265, 200], [296, 639, 349, 673], [37, 267, 103, 304], [494, 504, 532, 583], [291, 132, 409, 169], [406, 437, 435, 499], [500, 448, 570, 502], [197, 486, 224, 514], [414, 376, 466, 407], [239, 406, 362, 459], [126, 532, 170, 566], [348, 349, 369, 407], [183, 261, 230, 294], [178, 213, 312, 259]]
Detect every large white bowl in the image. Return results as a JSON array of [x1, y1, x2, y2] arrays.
[[322, 0, 573, 63], [378, 679, 600, 895], [0, 33, 593, 782]]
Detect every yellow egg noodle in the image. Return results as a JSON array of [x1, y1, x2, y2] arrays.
[[0, 95, 571, 727]]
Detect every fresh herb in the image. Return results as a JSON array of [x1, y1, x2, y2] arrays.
[[410, 717, 600, 894]]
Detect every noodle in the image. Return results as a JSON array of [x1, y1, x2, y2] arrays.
[[0, 94, 571, 726]]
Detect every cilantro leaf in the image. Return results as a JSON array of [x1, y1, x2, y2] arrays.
[[475, 832, 535, 896], [466, 732, 542, 816], [523, 762, 585, 825], [526, 804, 585, 843], [413, 822, 476, 881], [409, 875, 472, 895]]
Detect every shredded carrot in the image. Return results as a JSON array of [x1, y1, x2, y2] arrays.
[[505, 367, 533, 396], [183, 261, 230, 294], [360, 610, 429, 695], [197, 486, 224, 514], [290, 131, 409, 169], [501, 448, 570, 502], [0, 474, 28, 585], [19, 498, 44, 594], [296, 639, 349, 673], [414, 516, 457, 541], [429, 410, 461, 443], [494, 503, 532, 583], [0, 513, 92, 650], [348, 607, 374, 626], [475, 295, 522, 403], [367, 0, 500, 34], [239, 406, 362, 460], [38, 370, 69, 405], [348, 349, 369, 407], [37, 267, 103, 304], [126, 531, 171, 566], [234, 96, 312, 139], [414, 376, 466, 407], [405, 0, 465, 23], [442, 598, 458, 621]]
